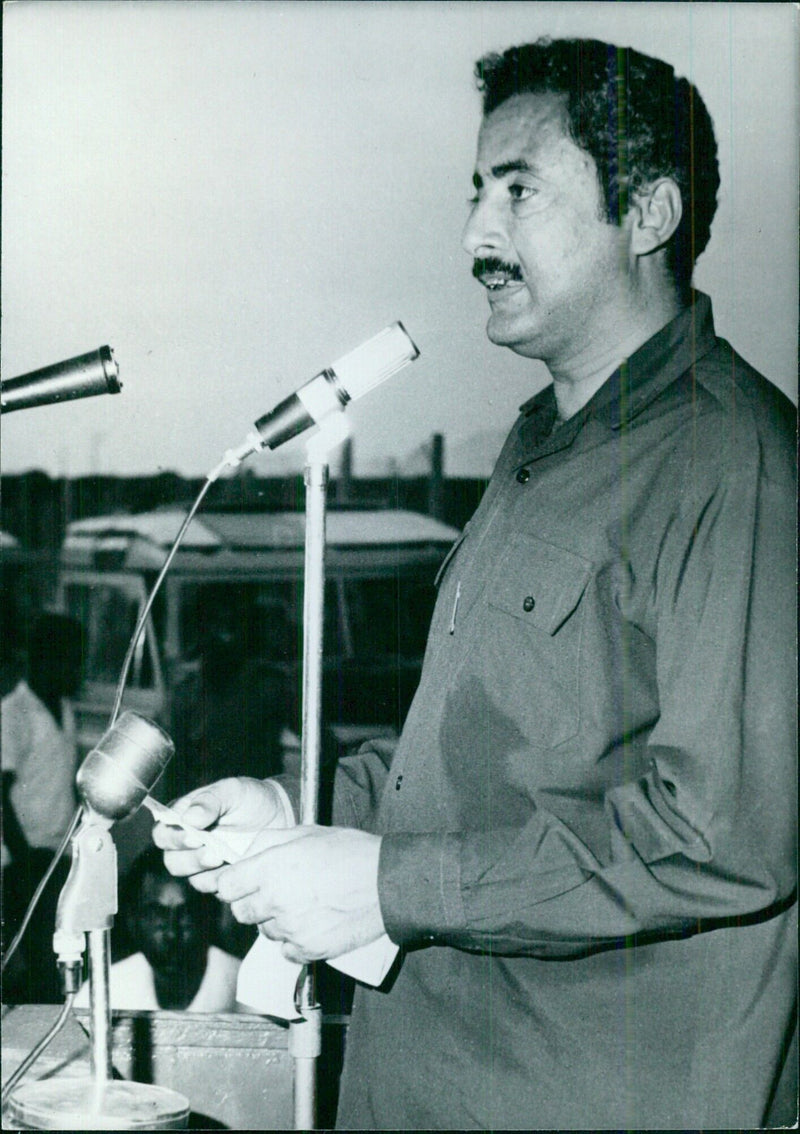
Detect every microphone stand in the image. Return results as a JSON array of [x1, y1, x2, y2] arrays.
[[5, 810, 191, 1127], [54, 814, 118, 1099], [290, 412, 350, 1131]]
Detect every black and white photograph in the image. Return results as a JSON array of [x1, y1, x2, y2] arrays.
[[1, 2, 797, 1129]]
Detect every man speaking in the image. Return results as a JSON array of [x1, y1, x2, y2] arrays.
[[154, 38, 796, 1130]]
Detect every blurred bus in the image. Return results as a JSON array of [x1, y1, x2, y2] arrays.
[[56, 507, 458, 800]]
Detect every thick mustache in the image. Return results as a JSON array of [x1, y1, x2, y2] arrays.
[[472, 257, 524, 283]]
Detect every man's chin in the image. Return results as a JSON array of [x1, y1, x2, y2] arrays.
[[486, 312, 543, 356]]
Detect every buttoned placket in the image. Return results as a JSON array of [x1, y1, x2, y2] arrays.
[[385, 392, 595, 813]]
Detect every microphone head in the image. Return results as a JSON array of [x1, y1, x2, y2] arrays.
[[330, 322, 419, 402], [1, 346, 120, 413], [253, 322, 421, 451], [76, 711, 174, 822]]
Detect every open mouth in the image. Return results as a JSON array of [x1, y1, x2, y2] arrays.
[[472, 258, 524, 292], [482, 273, 522, 292]]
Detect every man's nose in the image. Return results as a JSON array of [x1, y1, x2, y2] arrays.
[[462, 194, 506, 258]]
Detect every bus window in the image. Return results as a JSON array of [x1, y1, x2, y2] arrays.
[[63, 582, 156, 688]]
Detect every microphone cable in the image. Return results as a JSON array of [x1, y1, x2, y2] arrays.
[[109, 473, 216, 726], [1, 994, 77, 1109], [0, 809, 82, 976]]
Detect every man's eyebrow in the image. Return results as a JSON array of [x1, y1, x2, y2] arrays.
[[472, 159, 534, 189], [492, 159, 534, 179]]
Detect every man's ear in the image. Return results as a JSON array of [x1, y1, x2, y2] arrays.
[[629, 179, 683, 255]]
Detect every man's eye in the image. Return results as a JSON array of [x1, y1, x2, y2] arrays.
[[509, 183, 537, 201]]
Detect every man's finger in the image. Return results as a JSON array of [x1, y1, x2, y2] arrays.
[[280, 941, 309, 964], [186, 863, 227, 894], [238, 824, 314, 853], [168, 790, 225, 827], [152, 821, 205, 852], [216, 856, 271, 904], [258, 920, 284, 942], [163, 843, 226, 878], [151, 788, 223, 847], [229, 893, 265, 925]]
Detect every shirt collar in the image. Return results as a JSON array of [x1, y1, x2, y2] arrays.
[[593, 291, 718, 430], [518, 291, 719, 436]]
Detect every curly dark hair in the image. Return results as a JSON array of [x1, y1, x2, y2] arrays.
[[475, 39, 720, 297]]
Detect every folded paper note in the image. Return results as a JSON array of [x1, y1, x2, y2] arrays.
[[147, 797, 400, 1018], [236, 933, 399, 1018]]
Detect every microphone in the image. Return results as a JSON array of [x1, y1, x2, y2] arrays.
[[253, 322, 419, 450], [41, 709, 192, 1131], [0, 346, 121, 413], [53, 712, 174, 972], [75, 711, 174, 824]]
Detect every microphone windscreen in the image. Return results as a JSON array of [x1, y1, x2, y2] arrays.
[[76, 711, 174, 821], [330, 322, 419, 402]]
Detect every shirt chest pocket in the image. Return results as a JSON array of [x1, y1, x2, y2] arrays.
[[488, 534, 593, 633], [483, 534, 594, 748]]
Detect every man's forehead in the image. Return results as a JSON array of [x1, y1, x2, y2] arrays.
[[142, 874, 188, 908], [475, 92, 571, 170]]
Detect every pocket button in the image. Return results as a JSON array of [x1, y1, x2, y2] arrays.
[[522, 595, 536, 612]]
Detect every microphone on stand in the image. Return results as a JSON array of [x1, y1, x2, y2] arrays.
[[254, 321, 419, 449], [10, 712, 193, 1131], [219, 322, 419, 466], [1, 346, 121, 412], [195, 322, 422, 483], [53, 711, 175, 974]]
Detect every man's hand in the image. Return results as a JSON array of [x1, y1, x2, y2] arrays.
[[209, 825, 386, 963], [151, 776, 291, 887]]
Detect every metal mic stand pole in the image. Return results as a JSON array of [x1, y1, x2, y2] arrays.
[[55, 815, 118, 1106], [87, 927, 113, 1099], [290, 413, 350, 1132]]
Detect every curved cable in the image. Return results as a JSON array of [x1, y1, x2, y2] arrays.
[[1, 994, 76, 1108], [0, 807, 82, 975], [110, 474, 215, 724]]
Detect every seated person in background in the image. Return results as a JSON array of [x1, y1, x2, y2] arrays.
[[1, 611, 81, 858], [75, 847, 242, 1012], [2, 609, 82, 1003]]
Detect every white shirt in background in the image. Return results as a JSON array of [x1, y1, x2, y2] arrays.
[[1, 679, 77, 856], [74, 945, 243, 1012]]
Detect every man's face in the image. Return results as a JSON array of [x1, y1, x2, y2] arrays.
[[136, 875, 199, 971], [463, 93, 633, 367]]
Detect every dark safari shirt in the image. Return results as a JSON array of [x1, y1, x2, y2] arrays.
[[329, 294, 797, 1130]]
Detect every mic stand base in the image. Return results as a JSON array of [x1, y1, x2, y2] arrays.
[[5, 1077, 190, 1130]]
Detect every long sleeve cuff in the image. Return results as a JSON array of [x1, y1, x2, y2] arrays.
[[268, 778, 296, 826], [378, 831, 466, 943], [269, 773, 300, 822]]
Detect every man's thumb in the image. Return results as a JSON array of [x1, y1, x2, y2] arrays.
[[178, 791, 223, 829]]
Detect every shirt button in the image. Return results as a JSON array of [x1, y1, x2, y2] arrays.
[[522, 595, 536, 612], [395, 775, 404, 791], [516, 467, 531, 484]]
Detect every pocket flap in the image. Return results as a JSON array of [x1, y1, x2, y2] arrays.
[[488, 535, 593, 634]]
